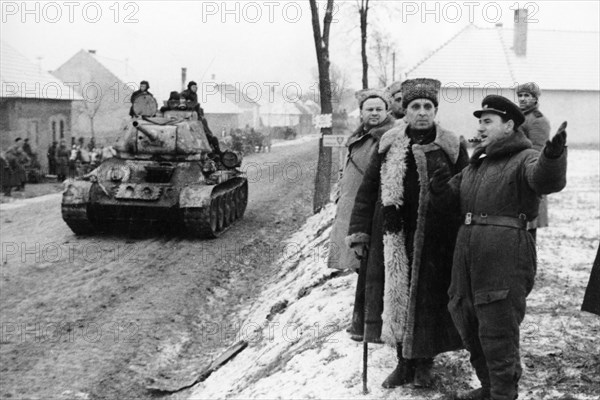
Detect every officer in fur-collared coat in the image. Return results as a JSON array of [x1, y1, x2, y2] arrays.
[[516, 82, 551, 239], [327, 89, 396, 339], [346, 78, 468, 389]]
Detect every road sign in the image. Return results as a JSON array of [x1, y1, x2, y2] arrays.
[[322, 134, 348, 147], [313, 114, 332, 128]]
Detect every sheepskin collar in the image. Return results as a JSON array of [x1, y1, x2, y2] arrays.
[[379, 123, 461, 164]]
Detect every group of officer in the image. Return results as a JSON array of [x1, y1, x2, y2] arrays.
[[329, 79, 568, 400]]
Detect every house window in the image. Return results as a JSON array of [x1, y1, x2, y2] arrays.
[[59, 120, 65, 139], [51, 121, 57, 142]]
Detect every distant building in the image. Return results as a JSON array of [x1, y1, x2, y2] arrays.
[[0, 40, 80, 170], [52, 49, 138, 144], [199, 84, 243, 133], [213, 83, 261, 129], [259, 97, 319, 135], [405, 9, 600, 144]]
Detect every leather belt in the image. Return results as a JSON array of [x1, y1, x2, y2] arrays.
[[464, 213, 527, 230]]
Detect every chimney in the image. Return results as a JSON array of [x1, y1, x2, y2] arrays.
[[513, 8, 528, 56], [88, 49, 96, 54], [181, 67, 187, 91]]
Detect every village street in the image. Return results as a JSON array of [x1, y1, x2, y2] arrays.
[[0, 136, 326, 400]]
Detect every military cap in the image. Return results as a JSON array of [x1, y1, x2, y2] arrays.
[[187, 81, 197, 89], [140, 80, 149, 88], [473, 95, 525, 128], [386, 81, 403, 97], [515, 82, 541, 98], [355, 88, 391, 110], [401, 78, 441, 108]]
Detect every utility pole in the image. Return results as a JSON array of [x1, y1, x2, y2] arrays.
[[392, 52, 396, 82]]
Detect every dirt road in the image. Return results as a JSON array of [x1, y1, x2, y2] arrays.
[[0, 137, 324, 399]]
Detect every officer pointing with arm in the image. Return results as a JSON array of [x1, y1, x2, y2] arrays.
[[431, 95, 567, 400]]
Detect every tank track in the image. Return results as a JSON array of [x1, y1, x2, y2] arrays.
[[182, 179, 248, 238], [61, 204, 96, 235]]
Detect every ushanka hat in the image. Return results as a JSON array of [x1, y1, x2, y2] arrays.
[[473, 95, 525, 128], [355, 88, 391, 109], [401, 78, 441, 108], [386, 81, 403, 97], [515, 82, 541, 98]]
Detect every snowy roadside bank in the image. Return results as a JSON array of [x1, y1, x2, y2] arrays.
[[188, 149, 600, 400]]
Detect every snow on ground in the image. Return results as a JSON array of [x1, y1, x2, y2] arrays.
[[189, 149, 600, 400]]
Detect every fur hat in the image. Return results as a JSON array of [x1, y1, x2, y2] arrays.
[[140, 80, 150, 88], [355, 88, 391, 110], [401, 78, 441, 108], [515, 82, 541, 98], [473, 95, 525, 128], [386, 81, 403, 97]]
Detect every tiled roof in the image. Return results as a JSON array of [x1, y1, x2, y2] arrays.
[[1, 41, 81, 100], [406, 25, 600, 91]]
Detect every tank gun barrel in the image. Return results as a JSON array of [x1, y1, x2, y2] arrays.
[[133, 121, 158, 141]]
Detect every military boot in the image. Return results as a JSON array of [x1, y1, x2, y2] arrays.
[[381, 344, 416, 388], [413, 358, 434, 388]]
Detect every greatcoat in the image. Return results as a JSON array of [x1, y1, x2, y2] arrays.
[[346, 123, 468, 358], [520, 105, 551, 229], [327, 115, 396, 272]]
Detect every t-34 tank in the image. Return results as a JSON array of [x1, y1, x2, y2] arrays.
[[61, 94, 247, 238]]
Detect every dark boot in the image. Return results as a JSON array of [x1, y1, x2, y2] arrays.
[[413, 357, 434, 388], [381, 344, 415, 388]]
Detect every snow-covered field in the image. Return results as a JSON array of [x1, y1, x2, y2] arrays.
[[189, 149, 600, 400]]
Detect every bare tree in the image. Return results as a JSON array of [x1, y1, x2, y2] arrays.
[[358, 0, 369, 89], [369, 28, 398, 87], [309, 0, 334, 214]]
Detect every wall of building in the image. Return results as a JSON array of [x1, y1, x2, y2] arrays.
[[205, 113, 240, 135], [433, 87, 599, 144], [0, 98, 72, 169], [52, 52, 132, 144]]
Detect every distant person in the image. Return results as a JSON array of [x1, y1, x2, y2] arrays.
[[180, 81, 204, 117], [55, 140, 70, 181], [160, 91, 182, 112], [47, 141, 58, 175], [386, 80, 405, 120], [6, 138, 29, 191], [516, 82, 551, 240], [129, 80, 152, 117], [22, 138, 33, 157], [1, 152, 14, 196]]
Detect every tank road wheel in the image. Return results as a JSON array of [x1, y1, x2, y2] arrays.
[[236, 182, 248, 218], [209, 199, 219, 234], [214, 196, 224, 231]]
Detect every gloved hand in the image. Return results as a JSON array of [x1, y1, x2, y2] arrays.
[[430, 165, 452, 194], [350, 243, 368, 260], [544, 121, 567, 158]]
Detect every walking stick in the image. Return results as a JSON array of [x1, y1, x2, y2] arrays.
[[361, 248, 369, 395]]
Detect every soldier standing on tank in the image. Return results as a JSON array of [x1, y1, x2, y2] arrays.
[[129, 80, 152, 117], [181, 81, 222, 156]]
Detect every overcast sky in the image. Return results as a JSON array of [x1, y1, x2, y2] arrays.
[[2, 0, 599, 102]]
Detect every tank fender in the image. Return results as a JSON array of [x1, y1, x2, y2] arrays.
[[179, 184, 216, 208], [62, 179, 93, 205]]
